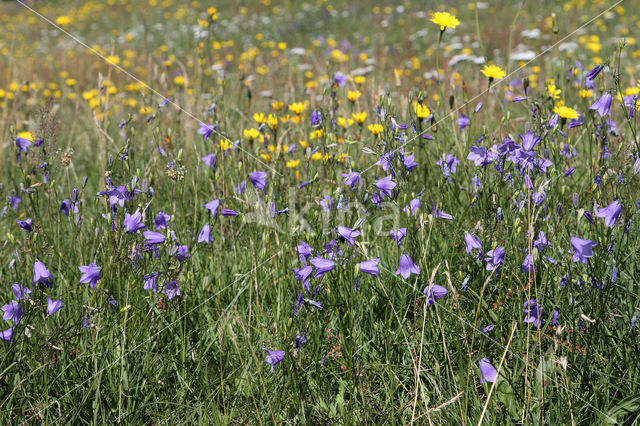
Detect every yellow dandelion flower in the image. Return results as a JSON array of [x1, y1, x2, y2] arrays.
[[173, 76, 186, 86], [253, 112, 266, 124], [65, 78, 76, 87], [309, 129, 324, 140], [310, 151, 322, 161], [271, 101, 284, 111], [244, 128, 260, 140], [553, 105, 579, 120], [286, 159, 300, 168], [352, 111, 368, 124], [288, 102, 307, 115], [347, 90, 361, 102], [368, 123, 384, 135], [208, 7, 218, 21], [140, 106, 153, 115], [413, 102, 431, 119], [430, 11, 460, 31], [261, 153, 272, 162], [267, 114, 278, 130], [17, 131, 33, 141], [55, 16, 72, 27], [105, 56, 120, 66], [354, 75, 366, 85], [337, 117, 351, 127], [300, 140, 310, 149], [219, 138, 232, 151], [546, 79, 561, 100], [578, 89, 593, 98], [481, 64, 506, 80]]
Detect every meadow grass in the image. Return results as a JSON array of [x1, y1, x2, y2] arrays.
[[1, 0, 640, 423]]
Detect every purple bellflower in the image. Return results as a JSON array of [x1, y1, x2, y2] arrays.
[[1, 301, 23, 324], [359, 257, 380, 276], [570, 237, 598, 264], [479, 358, 497, 384], [33, 260, 51, 286], [79, 263, 101, 289], [395, 254, 420, 279], [424, 284, 447, 305], [589, 92, 612, 117], [595, 200, 622, 227], [46, 297, 63, 315], [264, 349, 285, 372]]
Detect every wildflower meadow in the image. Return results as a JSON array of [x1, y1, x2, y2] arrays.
[[2, 0, 640, 423]]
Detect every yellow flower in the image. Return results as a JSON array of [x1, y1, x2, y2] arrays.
[[481, 65, 506, 80], [309, 129, 324, 140], [261, 153, 272, 162], [267, 114, 278, 130], [413, 102, 431, 119], [82, 90, 95, 100], [286, 159, 300, 168], [352, 111, 368, 124], [173, 76, 186, 86], [253, 112, 266, 124], [65, 78, 76, 87], [271, 101, 284, 111], [244, 128, 260, 140], [368, 123, 384, 135], [105, 56, 120, 66], [17, 131, 34, 141], [310, 151, 322, 161], [55, 16, 72, 27], [553, 105, 579, 119], [219, 138, 232, 151], [208, 7, 218, 21], [430, 11, 460, 31], [578, 89, 593, 98], [347, 90, 361, 102], [288, 102, 306, 115], [140, 106, 153, 115], [354, 75, 366, 85], [337, 117, 354, 127], [546, 79, 561, 99]]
